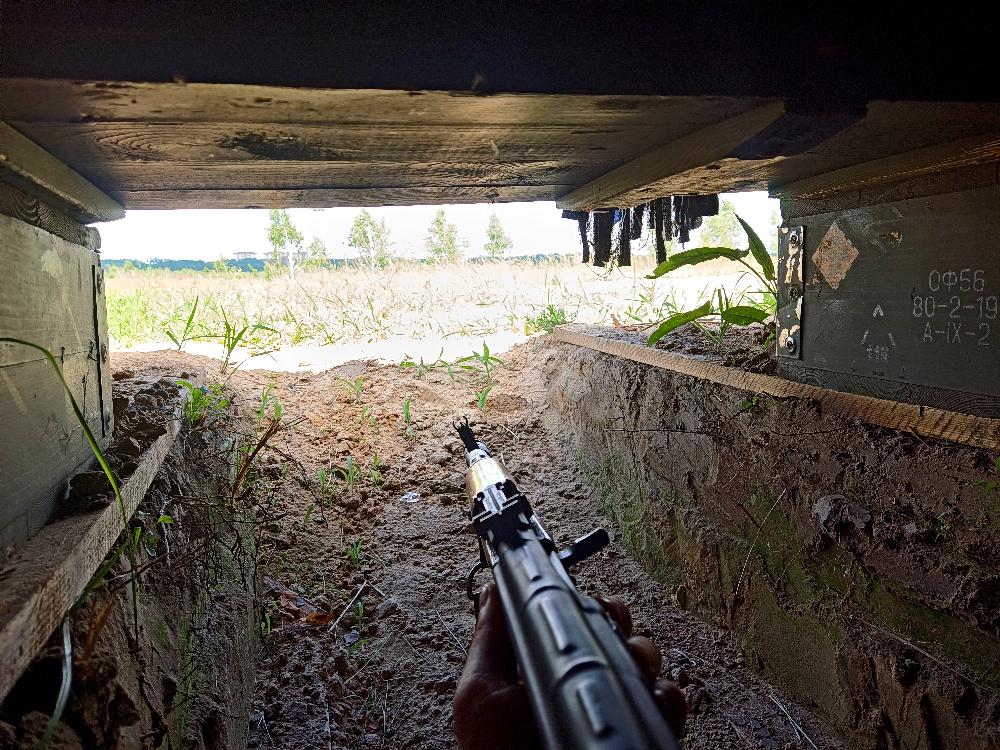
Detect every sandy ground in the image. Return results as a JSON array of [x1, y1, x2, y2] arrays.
[[117, 334, 841, 750]]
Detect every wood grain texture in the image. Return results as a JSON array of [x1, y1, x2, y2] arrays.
[[72, 160, 588, 192], [0, 399, 181, 702], [0, 183, 100, 250], [552, 327, 1000, 450], [20, 122, 680, 166], [0, 215, 101, 366], [556, 102, 786, 210], [772, 134, 1000, 199], [115, 185, 577, 209], [0, 214, 109, 553], [0, 354, 104, 552], [0, 78, 767, 127], [0, 122, 123, 223]]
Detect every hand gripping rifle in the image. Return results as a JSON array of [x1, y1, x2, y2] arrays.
[[457, 419, 678, 750]]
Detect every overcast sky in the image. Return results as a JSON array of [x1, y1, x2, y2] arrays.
[[97, 192, 780, 261]]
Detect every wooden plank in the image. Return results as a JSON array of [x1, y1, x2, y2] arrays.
[[772, 133, 1000, 199], [552, 327, 1000, 450], [0, 123, 123, 223], [0, 183, 100, 250], [0, 399, 181, 702], [0, 214, 101, 366], [17, 122, 693, 167], [114, 185, 577, 209], [0, 354, 104, 552], [556, 102, 786, 210], [62, 160, 592, 192], [0, 78, 767, 127]]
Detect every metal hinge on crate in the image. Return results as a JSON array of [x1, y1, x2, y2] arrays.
[[776, 226, 804, 359]]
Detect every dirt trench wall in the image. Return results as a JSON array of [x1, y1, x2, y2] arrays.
[[542, 339, 999, 750], [0, 373, 257, 750]]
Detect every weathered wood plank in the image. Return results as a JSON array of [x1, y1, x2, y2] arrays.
[[0, 78, 767, 127], [114, 185, 577, 209], [552, 327, 1000, 450], [0, 397, 181, 702], [53, 160, 592, 193], [0, 122, 123, 223], [0, 214, 101, 366], [0, 354, 104, 553], [556, 103, 787, 210], [17, 122, 690, 167], [0, 183, 101, 250], [772, 133, 1000, 199]]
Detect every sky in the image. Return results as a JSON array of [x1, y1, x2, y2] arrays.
[[97, 192, 780, 261]]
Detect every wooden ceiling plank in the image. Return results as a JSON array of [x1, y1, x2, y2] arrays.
[[82, 160, 591, 192], [0, 78, 768, 128], [115, 185, 574, 209], [15, 121, 707, 168], [771, 133, 1000, 199], [0, 123, 123, 222], [556, 102, 786, 210]]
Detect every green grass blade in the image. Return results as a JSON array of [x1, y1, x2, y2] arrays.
[[720, 305, 770, 325], [646, 247, 749, 279], [646, 301, 712, 345], [736, 214, 775, 282]]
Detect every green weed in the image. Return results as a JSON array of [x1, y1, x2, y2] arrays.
[[402, 397, 416, 437], [525, 304, 572, 334], [346, 539, 364, 567], [339, 376, 365, 403], [164, 295, 199, 350], [475, 383, 493, 410], [176, 380, 229, 426], [335, 457, 361, 492]]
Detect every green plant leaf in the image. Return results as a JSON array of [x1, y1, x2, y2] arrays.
[[646, 247, 749, 279], [736, 215, 775, 282], [647, 301, 712, 345], [157, 515, 173, 524], [720, 305, 770, 326]]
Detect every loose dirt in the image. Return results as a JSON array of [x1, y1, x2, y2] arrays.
[[113, 339, 842, 750]]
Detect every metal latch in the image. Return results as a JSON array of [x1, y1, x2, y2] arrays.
[[776, 226, 804, 359]]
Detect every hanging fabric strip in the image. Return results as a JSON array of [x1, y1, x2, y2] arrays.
[[630, 204, 645, 241], [653, 198, 667, 264], [592, 211, 612, 267], [618, 208, 631, 266]]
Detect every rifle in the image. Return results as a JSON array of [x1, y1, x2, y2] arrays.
[[456, 419, 678, 750]]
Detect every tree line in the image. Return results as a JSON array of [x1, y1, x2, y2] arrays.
[[266, 207, 513, 272]]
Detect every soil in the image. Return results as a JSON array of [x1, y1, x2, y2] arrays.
[[103, 338, 842, 750]]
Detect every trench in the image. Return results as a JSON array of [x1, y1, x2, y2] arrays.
[[2, 331, 996, 749]]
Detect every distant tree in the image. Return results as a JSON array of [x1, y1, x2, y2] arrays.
[[424, 209, 467, 262], [267, 209, 304, 278], [347, 210, 394, 268], [483, 211, 513, 259], [302, 236, 329, 269], [698, 198, 742, 249]]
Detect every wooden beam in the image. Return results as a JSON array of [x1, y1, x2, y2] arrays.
[[0, 396, 182, 702], [771, 133, 1000, 199], [0, 123, 123, 223], [0, 183, 100, 250], [556, 102, 786, 210], [17, 122, 695, 168], [68, 160, 584, 192], [552, 327, 1000, 451], [0, 78, 767, 128], [112, 185, 576, 210]]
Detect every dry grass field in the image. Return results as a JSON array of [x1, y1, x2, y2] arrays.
[[106, 255, 749, 371]]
